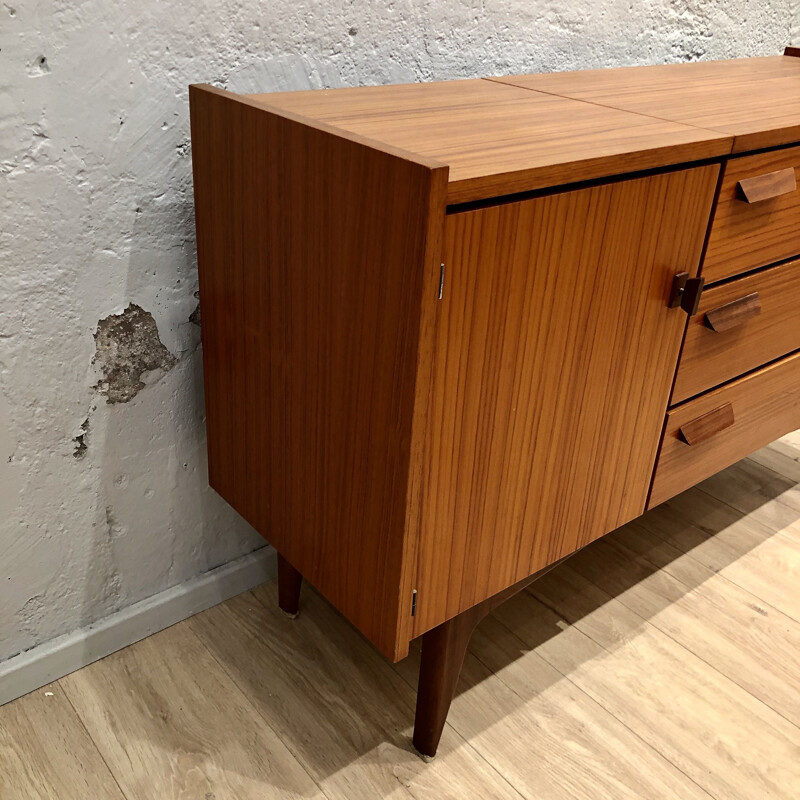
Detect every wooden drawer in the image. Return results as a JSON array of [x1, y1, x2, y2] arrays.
[[649, 351, 800, 508], [703, 145, 800, 283], [672, 258, 800, 403]]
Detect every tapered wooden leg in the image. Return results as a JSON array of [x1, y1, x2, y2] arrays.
[[413, 607, 482, 758], [412, 557, 568, 758], [277, 554, 302, 618]]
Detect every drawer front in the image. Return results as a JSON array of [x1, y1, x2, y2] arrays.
[[650, 351, 800, 507], [672, 258, 800, 404], [703, 145, 800, 283]]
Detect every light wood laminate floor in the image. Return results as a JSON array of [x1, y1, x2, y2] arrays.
[[3, 434, 800, 799]]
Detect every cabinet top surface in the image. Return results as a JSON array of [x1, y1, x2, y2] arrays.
[[494, 55, 800, 154], [248, 77, 733, 203], [246, 54, 800, 203]]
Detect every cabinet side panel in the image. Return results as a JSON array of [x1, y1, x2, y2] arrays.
[[189, 85, 446, 660], [412, 164, 719, 636]]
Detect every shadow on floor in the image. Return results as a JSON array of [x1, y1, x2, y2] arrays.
[[191, 445, 800, 785]]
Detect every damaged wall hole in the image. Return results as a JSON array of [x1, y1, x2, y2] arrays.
[[105, 506, 127, 540], [72, 418, 89, 459], [189, 289, 201, 327], [94, 303, 177, 404], [27, 54, 50, 77]]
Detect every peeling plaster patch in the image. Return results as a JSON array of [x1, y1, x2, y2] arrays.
[[189, 302, 201, 326], [94, 304, 177, 403], [17, 595, 46, 637], [72, 418, 89, 459]]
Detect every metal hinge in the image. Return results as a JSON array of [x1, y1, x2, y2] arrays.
[[438, 263, 445, 300], [411, 589, 418, 617]]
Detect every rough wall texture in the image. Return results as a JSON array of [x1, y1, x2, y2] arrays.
[[0, 1, 796, 664]]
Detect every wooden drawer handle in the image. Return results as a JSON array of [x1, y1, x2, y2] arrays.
[[703, 292, 761, 332], [668, 272, 705, 315], [678, 403, 735, 446], [737, 168, 797, 203]]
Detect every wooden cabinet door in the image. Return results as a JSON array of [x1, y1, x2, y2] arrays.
[[411, 164, 719, 636]]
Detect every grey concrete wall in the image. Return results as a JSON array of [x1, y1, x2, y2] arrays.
[[0, 1, 796, 664]]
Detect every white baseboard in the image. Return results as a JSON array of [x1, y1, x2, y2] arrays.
[[0, 546, 276, 707]]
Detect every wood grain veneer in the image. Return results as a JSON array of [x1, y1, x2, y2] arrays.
[[189, 84, 447, 660], [650, 351, 800, 508], [703, 146, 800, 283], [249, 79, 732, 204], [492, 55, 800, 153], [411, 164, 719, 636], [672, 258, 800, 404]]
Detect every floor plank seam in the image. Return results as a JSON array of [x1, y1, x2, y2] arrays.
[[465, 627, 717, 800], [696, 470, 800, 533], [195, 590, 527, 800], [488, 606, 719, 800], [5, 439, 799, 799], [623, 541, 800, 628], [570, 565, 800, 734], [655, 551, 800, 626], [185, 617, 336, 800], [385, 647, 529, 800], [58, 683, 132, 800]]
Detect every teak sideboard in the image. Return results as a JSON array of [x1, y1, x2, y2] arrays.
[[190, 50, 800, 757]]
